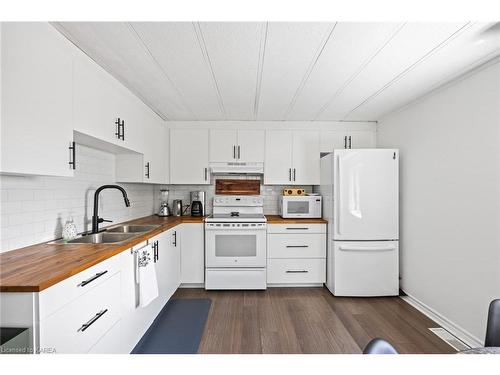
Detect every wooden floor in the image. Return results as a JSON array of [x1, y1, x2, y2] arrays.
[[173, 287, 456, 354]]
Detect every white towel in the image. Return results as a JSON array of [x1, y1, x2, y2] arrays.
[[137, 244, 159, 308]]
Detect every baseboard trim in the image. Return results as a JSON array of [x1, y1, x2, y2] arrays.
[[267, 283, 324, 288], [400, 293, 483, 348], [179, 283, 205, 289]]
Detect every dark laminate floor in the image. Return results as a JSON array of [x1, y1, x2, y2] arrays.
[[173, 287, 456, 354]]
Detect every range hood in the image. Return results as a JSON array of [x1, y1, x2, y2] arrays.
[[210, 162, 264, 175]]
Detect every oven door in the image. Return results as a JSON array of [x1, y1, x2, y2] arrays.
[[205, 226, 266, 268]]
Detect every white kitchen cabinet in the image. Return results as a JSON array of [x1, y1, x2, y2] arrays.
[[267, 223, 327, 286], [170, 129, 210, 184], [209, 129, 238, 162], [292, 131, 320, 185], [237, 129, 265, 162], [320, 130, 375, 152], [264, 130, 320, 185], [1, 22, 74, 177], [264, 130, 293, 184], [209, 129, 265, 162], [152, 228, 180, 303], [180, 224, 205, 285]]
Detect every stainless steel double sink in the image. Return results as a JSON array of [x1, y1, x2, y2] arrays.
[[53, 225, 159, 245]]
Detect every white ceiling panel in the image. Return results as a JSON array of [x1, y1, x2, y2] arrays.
[[256, 22, 334, 120], [345, 23, 500, 120], [198, 22, 265, 120], [130, 22, 223, 120], [285, 22, 403, 120], [54, 22, 193, 120], [52, 22, 500, 122], [316, 22, 470, 120]]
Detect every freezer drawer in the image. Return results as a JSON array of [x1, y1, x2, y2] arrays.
[[333, 241, 398, 296]]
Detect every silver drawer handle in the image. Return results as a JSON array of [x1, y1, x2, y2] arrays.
[[77, 270, 108, 287], [286, 227, 309, 230], [286, 245, 309, 248], [77, 309, 108, 332], [286, 270, 309, 273]]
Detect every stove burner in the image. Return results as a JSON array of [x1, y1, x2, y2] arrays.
[[230, 212, 240, 217]]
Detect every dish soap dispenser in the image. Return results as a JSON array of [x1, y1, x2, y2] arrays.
[[62, 215, 78, 241]]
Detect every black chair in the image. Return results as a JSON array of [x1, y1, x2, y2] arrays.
[[485, 299, 500, 347], [363, 338, 398, 354]]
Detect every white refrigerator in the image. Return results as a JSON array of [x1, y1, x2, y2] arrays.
[[319, 149, 399, 297]]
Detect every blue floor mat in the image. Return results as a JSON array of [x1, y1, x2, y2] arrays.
[[131, 298, 211, 354]]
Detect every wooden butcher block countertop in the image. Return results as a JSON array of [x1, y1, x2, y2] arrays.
[[0, 215, 204, 293], [265, 215, 328, 224]]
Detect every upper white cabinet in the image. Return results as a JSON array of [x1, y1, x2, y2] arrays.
[[265, 130, 320, 185], [170, 129, 210, 184], [292, 131, 321, 185], [209, 129, 265, 162], [1, 23, 75, 177], [320, 129, 375, 152]]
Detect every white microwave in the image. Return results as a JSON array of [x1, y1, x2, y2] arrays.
[[279, 195, 322, 219]]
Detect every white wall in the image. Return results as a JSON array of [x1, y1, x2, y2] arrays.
[[0, 145, 155, 252], [377, 59, 500, 344]]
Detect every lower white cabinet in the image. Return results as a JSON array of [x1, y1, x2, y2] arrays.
[[267, 223, 326, 286], [180, 224, 205, 285], [39, 271, 121, 354]]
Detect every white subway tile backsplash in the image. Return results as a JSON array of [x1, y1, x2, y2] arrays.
[[0, 145, 155, 253]]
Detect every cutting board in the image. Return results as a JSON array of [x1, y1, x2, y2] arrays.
[[215, 179, 260, 195]]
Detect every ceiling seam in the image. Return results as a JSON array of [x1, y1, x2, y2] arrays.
[[343, 22, 474, 120], [127, 22, 198, 120], [283, 23, 337, 120], [52, 22, 170, 121], [254, 22, 269, 120], [193, 22, 227, 120], [312, 22, 407, 121]]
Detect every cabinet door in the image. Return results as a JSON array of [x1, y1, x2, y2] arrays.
[[292, 131, 320, 185], [180, 224, 205, 284], [170, 129, 210, 184], [153, 231, 170, 304], [165, 228, 181, 299], [1, 23, 74, 177], [320, 131, 348, 152], [209, 129, 237, 162], [237, 129, 265, 162], [143, 116, 167, 184], [73, 50, 122, 146], [264, 130, 293, 185], [348, 130, 375, 149]]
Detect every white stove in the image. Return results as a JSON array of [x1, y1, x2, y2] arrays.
[[204, 195, 267, 290]]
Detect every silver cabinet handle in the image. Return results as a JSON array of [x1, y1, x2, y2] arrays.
[[78, 309, 108, 332], [77, 270, 108, 287], [286, 270, 308, 273], [286, 245, 309, 248], [237, 145, 240, 159]]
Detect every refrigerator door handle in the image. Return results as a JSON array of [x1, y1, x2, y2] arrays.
[[336, 155, 341, 236], [339, 245, 397, 252]]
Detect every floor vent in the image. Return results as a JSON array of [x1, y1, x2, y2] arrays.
[[429, 327, 470, 351]]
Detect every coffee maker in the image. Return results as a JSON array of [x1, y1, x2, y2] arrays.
[[190, 191, 205, 217]]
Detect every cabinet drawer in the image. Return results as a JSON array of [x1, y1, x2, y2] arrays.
[[267, 259, 326, 285], [87, 320, 122, 354], [267, 224, 326, 234], [39, 272, 121, 354], [39, 253, 121, 320], [268, 234, 326, 259]]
